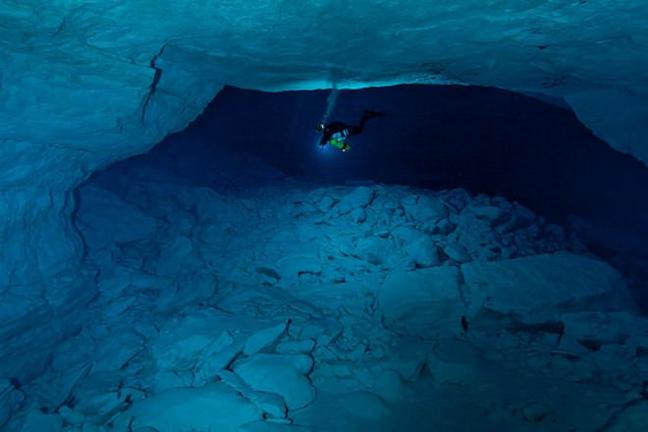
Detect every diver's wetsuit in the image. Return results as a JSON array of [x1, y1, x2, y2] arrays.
[[319, 110, 382, 148]]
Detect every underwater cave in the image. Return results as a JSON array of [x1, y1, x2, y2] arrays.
[[2, 2, 648, 431]]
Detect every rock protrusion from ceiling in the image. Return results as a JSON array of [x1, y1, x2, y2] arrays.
[[566, 89, 648, 163]]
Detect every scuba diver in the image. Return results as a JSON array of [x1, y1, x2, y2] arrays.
[[316, 110, 383, 152]]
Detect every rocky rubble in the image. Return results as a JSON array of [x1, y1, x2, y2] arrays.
[[2, 171, 647, 431]]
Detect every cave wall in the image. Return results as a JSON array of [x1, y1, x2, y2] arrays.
[[1, 0, 648, 380], [0, 25, 222, 379]]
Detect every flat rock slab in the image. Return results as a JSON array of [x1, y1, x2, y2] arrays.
[[113, 383, 262, 432], [335, 187, 376, 215], [377, 266, 462, 335], [402, 194, 448, 222], [244, 322, 289, 356], [608, 400, 648, 431], [78, 186, 156, 248], [20, 411, 63, 432], [152, 309, 235, 371], [276, 254, 322, 282], [234, 354, 315, 410], [338, 391, 391, 419], [462, 252, 627, 317]]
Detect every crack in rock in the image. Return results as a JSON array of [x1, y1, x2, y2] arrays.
[[140, 44, 167, 123], [594, 397, 647, 432]]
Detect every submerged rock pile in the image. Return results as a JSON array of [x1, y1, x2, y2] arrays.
[[3, 168, 647, 431]]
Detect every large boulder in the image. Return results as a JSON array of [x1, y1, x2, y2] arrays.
[[335, 187, 376, 215], [401, 194, 448, 223], [377, 266, 462, 335], [77, 186, 157, 248], [462, 252, 627, 318], [150, 309, 243, 390]]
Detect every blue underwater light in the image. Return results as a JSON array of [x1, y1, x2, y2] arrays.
[[315, 136, 330, 154]]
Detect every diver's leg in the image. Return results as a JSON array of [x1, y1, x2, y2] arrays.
[[348, 125, 362, 135], [351, 110, 384, 135], [363, 109, 384, 118]]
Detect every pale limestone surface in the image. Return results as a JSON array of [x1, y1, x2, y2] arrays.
[[3, 170, 646, 431]]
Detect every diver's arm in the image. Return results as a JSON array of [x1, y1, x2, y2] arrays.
[[319, 126, 334, 146]]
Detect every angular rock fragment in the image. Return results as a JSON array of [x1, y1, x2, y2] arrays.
[[215, 370, 287, 419], [113, 384, 262, 432], [234, 354, 316, 410], [244, 321, 289, 356], [276, 339, 316, 354], [20, 410, 63, 432], [462, 252, 627, 318], [350, 207, 367, 223], [78, 186, 157, 248], [442, 243, 471, 263], [338, 391, 390, 418], [335, 187, 376, 215], [468, 205, 505, 224], [353, 237, 394, 266], [606, 400, 648, 431], [317, 195, 336, 212], [441, 189, 471, 213], [520, 402, 553, 423], [402, 194, 448, 222], [377, 266, 462, 335], [0, 380, 23, 429], [58, 405, 84, 425], [404, 236, 440, 267], [151, 310, 244, 390], [72, 383, 144, 424], [370, 369, 406, 402], [276, 254, 322, 281]]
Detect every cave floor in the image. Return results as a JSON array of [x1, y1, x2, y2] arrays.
[[5, 164, 648, 431]]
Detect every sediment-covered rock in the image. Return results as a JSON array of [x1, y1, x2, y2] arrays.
[[3, 176, 644, 432]]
